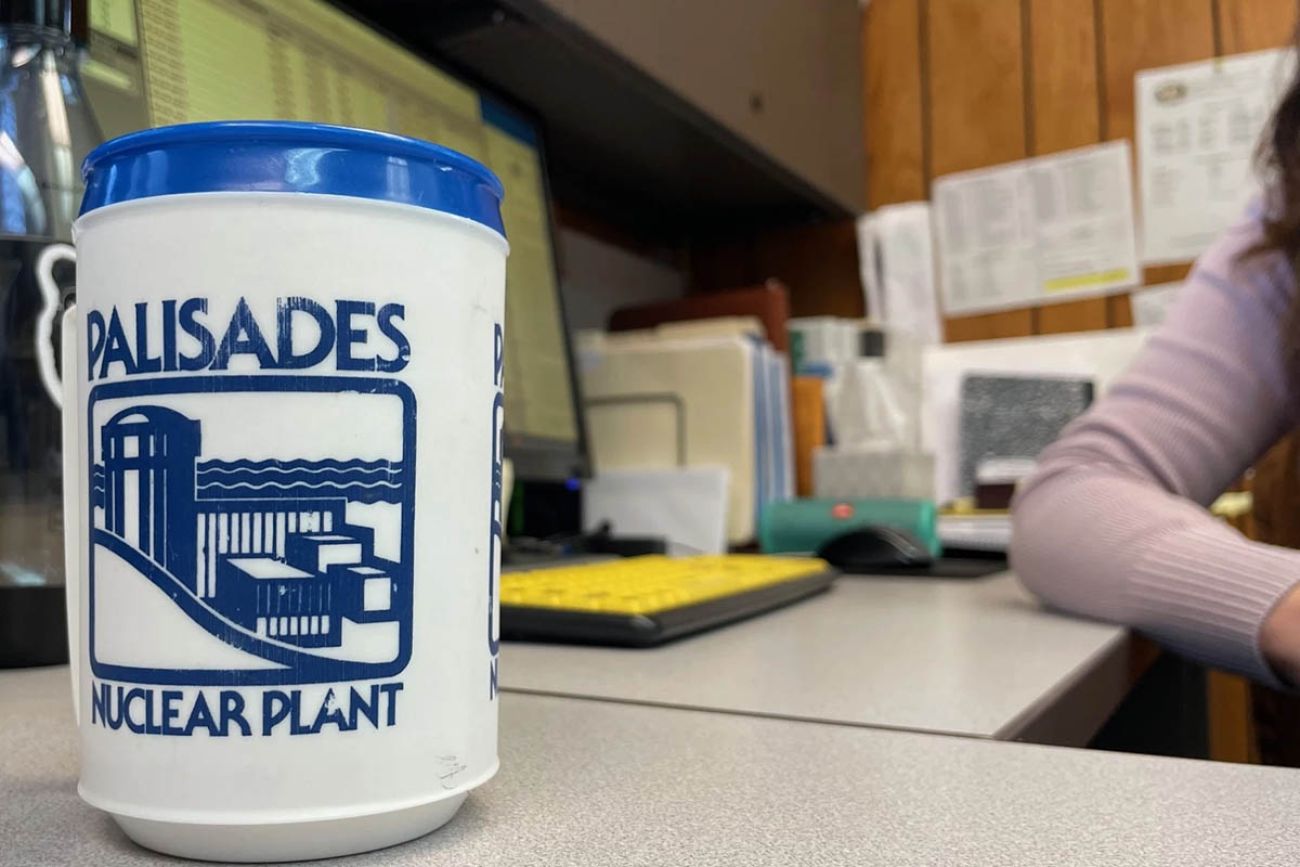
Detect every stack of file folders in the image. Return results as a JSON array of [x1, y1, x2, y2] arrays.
[[578, 317, 794, 546]]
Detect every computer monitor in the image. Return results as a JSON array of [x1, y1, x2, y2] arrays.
[[80, 0, 589, 482]]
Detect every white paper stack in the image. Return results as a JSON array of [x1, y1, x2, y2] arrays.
[[583, 466, 730, 555]]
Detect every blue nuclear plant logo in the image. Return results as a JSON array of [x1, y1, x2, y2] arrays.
[[86, 376, 416, 686]]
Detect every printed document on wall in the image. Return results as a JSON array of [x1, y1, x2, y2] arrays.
[[1130, 282, 1182, 328], [1136, 48, 1295, 265], [933, 140, 1139, 316], [857, 202, 942, 344]]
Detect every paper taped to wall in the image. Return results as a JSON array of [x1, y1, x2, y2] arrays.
[[932, 140, 1140, 317], [1130, 282, 1182, 328], [1136, 48, 1294, 266], [856, 202, 942, 344]]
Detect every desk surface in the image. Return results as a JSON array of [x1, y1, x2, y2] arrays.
[[5, 666, 1298, 867], [502, 573, 1131, 742]]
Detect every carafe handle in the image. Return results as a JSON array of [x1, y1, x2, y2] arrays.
[[35, 243, 76, 410]]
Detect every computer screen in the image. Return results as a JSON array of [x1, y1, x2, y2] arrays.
[[80, 0, 588, 481]]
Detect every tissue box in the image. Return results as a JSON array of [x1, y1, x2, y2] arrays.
[[813, 446, 935, 500]]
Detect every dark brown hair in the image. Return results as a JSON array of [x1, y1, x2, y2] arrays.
[[1257, 44, 1300, 364], [1258, 47, 1300, 264]]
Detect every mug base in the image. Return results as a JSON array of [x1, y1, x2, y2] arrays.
[[112, 792, 468, 863]]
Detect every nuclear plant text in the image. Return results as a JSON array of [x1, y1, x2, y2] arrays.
[[89, 679, 404, 737]]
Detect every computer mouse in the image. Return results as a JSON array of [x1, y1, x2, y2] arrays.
[[815, 525, 933, 573]]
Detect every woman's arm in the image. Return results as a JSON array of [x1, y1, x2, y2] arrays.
[[1011, 213, 1300, 685]]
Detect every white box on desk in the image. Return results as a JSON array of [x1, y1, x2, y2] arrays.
[[813, 446, 935, 500]]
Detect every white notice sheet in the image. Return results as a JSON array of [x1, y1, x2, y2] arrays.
[[933, 140, 1140, 317], [1130, 282, 1183, 328], [1136, 48, 1295, 265], [857, 202, 943, 344]]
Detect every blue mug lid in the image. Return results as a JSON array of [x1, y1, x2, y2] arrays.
[[80, 120, 506, 237]]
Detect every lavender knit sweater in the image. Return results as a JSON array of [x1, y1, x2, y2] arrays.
[[1011, 209, 1300, 686]]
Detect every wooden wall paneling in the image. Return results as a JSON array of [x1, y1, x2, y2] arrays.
[[944, 310, 1036, 343], [864, 0, 926, 207], [1027, 0, 1110, 334], [1028, 0, 1102, 153], [1038, 297, 1110, 334], [1217, 0, 1298, 54], [928, 0, 1034, 341], [927, 0, 1027, 177], [1099, 0, 1216, 325]]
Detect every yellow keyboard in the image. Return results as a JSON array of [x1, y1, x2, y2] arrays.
[[500, 555, 836, 646], [502, 554, 830, 614], [493, 558, 832, 647]]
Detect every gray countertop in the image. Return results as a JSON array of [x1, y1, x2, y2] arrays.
[[4, 665, 1298, 866], [501, 574, 1131, 742]]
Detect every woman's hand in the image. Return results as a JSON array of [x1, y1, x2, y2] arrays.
[[1261, 584, 1300, 686]]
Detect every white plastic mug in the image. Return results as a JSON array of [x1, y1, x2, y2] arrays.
[[48, 122, 508, 862]]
